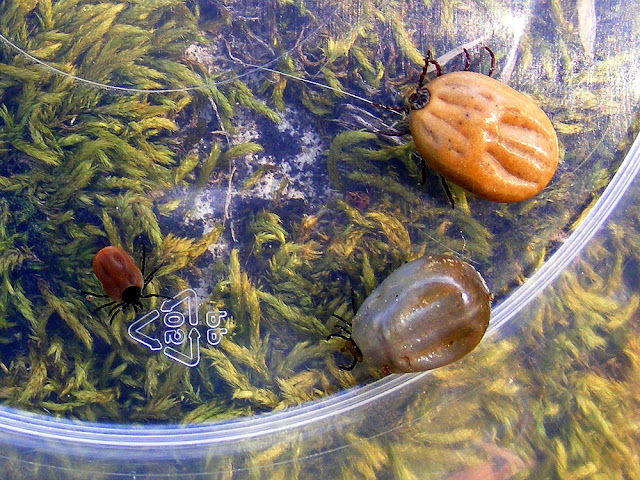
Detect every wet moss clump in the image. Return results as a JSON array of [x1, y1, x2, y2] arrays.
[[0, 0, 278, 421], [0, 6, 638, 480]]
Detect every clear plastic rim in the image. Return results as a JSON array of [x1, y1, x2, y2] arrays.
[[1, 132, 639, 452]]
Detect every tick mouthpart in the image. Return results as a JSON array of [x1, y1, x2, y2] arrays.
[[409, 89, 430, 111]]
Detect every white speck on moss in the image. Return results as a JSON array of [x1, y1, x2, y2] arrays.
[[185, 106, 333, 243], [179, 43, 338, 259]]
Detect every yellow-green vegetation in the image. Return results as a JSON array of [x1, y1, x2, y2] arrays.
[[310, 178, 640, 479], [0, 0, 639, 478], [0, 0, 284, 421]]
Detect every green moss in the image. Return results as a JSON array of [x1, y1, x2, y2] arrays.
[[0, 0, 638, 477]]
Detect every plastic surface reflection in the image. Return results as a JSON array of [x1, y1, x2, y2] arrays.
[[1, 126, 638, 479], [0, 0, 639, 478]]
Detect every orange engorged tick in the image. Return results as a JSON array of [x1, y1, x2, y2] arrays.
[[84, 245, 168, 320], [379, 48, 559, 203], [93, 246, 144, 303]]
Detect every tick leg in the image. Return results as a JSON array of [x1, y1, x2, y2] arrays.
[[326, 332, 351, 342], [107, 303, 124, 322], [143, 265, 162, 287], [341, 355, 358, 371], [419, 158, 454, 208], [417, 50, 442, 89], [141, 293, 173, 300], [327, 336, 359, 370], [332, 324, 352, 337], [327, 333, 361, 370], [484, 46, 495, 77], [375, 128, 410, 136], [417, 53, 429, 88], [370, 103, 410, 133], [440, 174, 456, 209], [371, 102, 406, 113], [331, 314, 352, 327], [108, 303, 123, 316], [92, 300, 117, 314], [463, 48, 471, 71]]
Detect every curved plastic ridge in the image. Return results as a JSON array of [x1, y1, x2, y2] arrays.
[[0, 136, 637, 455]]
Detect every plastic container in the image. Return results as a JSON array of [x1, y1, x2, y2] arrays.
[[0, 0, 639, 478]]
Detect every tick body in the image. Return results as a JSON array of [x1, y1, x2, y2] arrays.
[[93, 246, 144, 303], [409, 70, 558, 203], [350, 255, 491, 373], [86, 245, 167, 320]]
